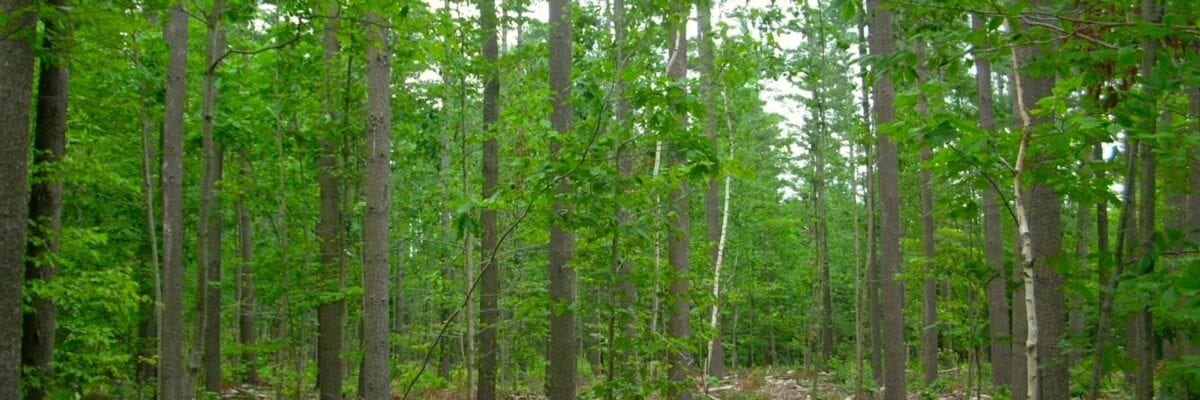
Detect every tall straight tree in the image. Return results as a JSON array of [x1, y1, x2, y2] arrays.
[[971, 12, 1010, 389], [477, 0, 501, 394], [22, 1, 70, 398], [916, 45, 938, 386], [235, 152, 257, 383], [698, 0, 724, 379], [1011, 2, 1067, 397], [547, 0, 578, 397], [362, 9, 393, 399], [1132, 2, 1162, 398], [0, 0, 36, 396], [866, 0, 905, 398], [666, 1, 692, 398], [317, 0, 347, 398], [855, 12, 883, 385], [160, 4, 189, 398], [198, 0, 227, 390]]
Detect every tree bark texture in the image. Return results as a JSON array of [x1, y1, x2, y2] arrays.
[[667, 3, 693, 398], [160, 5, 189, 398], [317, 1, 346, 397], [362, 10, 393, 399], [548, 0, 578, 397], [478, 0, 501, 394], [867, 0, 906, 398]]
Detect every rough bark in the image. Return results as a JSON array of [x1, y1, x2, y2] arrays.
[[478, 0, 500, 394], [698, 0, 725, 380], [972, 13, 1010, 388], [0, 0, 35, 395], [362, 10, 393, 399], [235, 153, 257, 383], [198, 0, 227, 391], [547, 0, 578, 397], [160, 5, 189, 398], [21, 2, 69, 397], [1013, 7, 1067, 397], [857, 12, 882, 385], [917, 46, 938, 387], [317, 1, 346, 397], [666, 3, 693, 398], [866, 0, 905, 398]]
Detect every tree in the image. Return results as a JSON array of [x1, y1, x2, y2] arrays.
[[160, 4, 189, 398], [698, 0, 725, 380], [971, 12, 1010, 390], [547, 0, 578, 397], [866, 0, 906, 398], [235, 151, 257, 383], [22, 1, 70, 398], [477, 0, 501, 394], [317, 1, 347, 398], [198, 0, 227, 391], [0, 0, 36, 396], [361, 9, 393, 400], [916, 44, 939, 387], [666, 0, 692, 398]]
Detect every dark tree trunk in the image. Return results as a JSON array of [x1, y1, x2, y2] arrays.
[[866, 0, 905, 398], [547, 0, 578, 397], [698, 0, 724, 380], [855, 12, 883, 386], [478, 0, 501, 394], [22, 2, 69, 397], [666, 2, 693, 398], [317, 1, 346, 398], [972, 14, 1010, 388], [198, 0, 227, 391], [235, 153, 257, 383], [0, 0, 35, 395], [1132, 3, 1161, 399], [160, 5, 189, 398]]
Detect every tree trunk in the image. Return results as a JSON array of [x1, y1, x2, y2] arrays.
[[547, 0, 578, 397], [137, 67, 162, 392], [21, 2, 69, 397], [1012, 7, 1067, 396], [160, 5, 189, 398], [1132, 3, 1161, 399], [855, 11, 883, 387], [317, 1, 346, 398], [666, 2, 692, 398], [866, 0, 905, 398], [610, 0, 637, 386], [972, 13, 1010, 388], [235, 153, 257, 383], [198, 0, 227, 391], [1191, 86, 1200, 246], [698, 0, 725, 381], [478, 0, 500, 394], [917, 46, 938, 387], [362, 10, 393, 399]]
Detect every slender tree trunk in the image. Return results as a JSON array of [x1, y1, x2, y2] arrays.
[[362, 10, 393, 399], [235, 152, 257, 383], [666, 3, 692, 397], [1191, 86, 1200, 246], [1132, 4, 1161, 399], [137, 68, 162, 392], [609, 0, 638, 386], [21, 2, 69, 397], [438, 0, 456, 381], [197, 0, 227, 391], [160, 5, 189, 398], [477, 0, 501, 394], [916, 46, 939, 387], [972, 13, 1010, 389], [317, 1, 346, 397], [547, 0, 578, 397], [855, 11, 883, 387], [1090, 133, 1138, 400], [866, 1, 905, 398]]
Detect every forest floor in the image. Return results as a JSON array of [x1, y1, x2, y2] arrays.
[[214, 367, 995, 399]]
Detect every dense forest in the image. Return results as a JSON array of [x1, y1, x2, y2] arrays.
[[2, 0, 1199, 398]]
